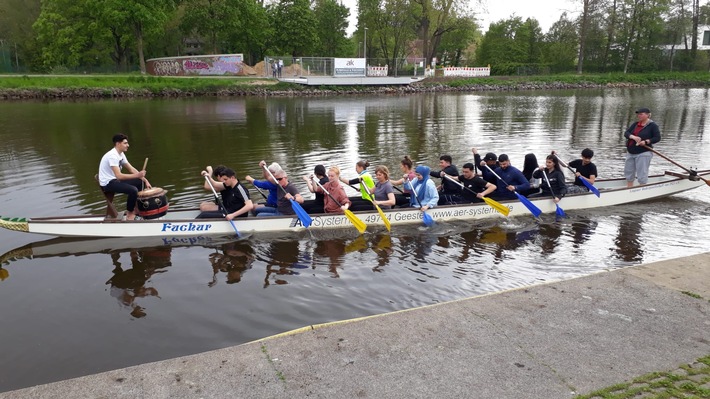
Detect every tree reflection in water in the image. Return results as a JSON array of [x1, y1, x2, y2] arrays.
[[106, 248, 172, 319]]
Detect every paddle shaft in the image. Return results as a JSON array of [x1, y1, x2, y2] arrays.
[[540, 168, 559, 199], [443, 174, 478, 196], [312, 177, 345, 208], [204, 175, 240, 236], [484, 164, 512, 188], [252, 184, 268, 200], [262, 165, 294, 198], [642, 145, 710, 186], [261, 164, 313, 227], [554, 154, 587, 181]]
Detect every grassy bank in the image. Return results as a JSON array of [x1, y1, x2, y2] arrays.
[[1, 71, 709, 99]]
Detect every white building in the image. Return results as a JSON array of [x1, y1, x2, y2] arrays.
[[661, 24, 710, 51]]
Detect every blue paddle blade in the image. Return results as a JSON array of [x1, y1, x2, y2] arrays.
[[422, 211, 434, 227], [228, 220, 241, 237], [515, 192, 542, 218], [582, 178, 601, 197], [555, 204, 566, 218], [290, 199, 313, 228]]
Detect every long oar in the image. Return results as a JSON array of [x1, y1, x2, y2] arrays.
[[406, 178, 435, 227], [541, 169, 565, 217], [312, 177, 367, 234], [552, 154, 600, 197], [251, 184, 268, 201], [484, 165, 542, 218], [204, 175, 240, 237], [442, 174, 509, 216], [262, 165, 312, 227], [366, 192, 391, 232], [642, 144, 710, 187]]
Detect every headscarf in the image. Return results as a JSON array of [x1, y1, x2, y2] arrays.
[[414, 165, 430, 202]]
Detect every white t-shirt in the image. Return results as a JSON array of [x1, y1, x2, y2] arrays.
[[98, 148, 128, 186]]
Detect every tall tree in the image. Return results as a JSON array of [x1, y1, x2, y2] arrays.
[[100, 0, 176, 73], [0, 0, 41, 70], [33, 0, 99, 69], [313, 0, 350, 56], [180, 0, 234, 54], [269, 0, 318, 57], [411, 0, 470, 66], [544, 14, 578, 72]]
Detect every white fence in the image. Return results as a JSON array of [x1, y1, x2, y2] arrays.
[[367, 65, 388, 77], [442, 66, 491, 77]]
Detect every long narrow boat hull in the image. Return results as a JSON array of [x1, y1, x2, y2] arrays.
[[1, 170, 708, 238]]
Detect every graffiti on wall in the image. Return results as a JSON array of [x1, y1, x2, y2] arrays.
[[147, 54, 244, 76]]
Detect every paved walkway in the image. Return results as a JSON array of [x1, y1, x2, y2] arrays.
[[3, 253, 710, 399]]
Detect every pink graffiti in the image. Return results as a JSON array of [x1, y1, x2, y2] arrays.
[[183, 60, 210, 70]]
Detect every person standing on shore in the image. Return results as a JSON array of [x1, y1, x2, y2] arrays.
[[624, 107, 661, 187]]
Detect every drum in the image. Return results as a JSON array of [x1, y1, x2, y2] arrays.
[[136, 187, 169, 219]]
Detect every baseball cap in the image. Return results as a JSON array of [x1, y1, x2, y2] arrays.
[[635, 107, 651, 114], [483, 152, 497, 162]]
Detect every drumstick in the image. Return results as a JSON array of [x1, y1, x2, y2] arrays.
[[142, 158, 149, 171]]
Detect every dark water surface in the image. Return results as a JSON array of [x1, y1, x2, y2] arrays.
[[1, 89, 709, 392]]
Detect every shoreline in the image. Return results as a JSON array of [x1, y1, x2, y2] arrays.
[[1, 75, 709, 100]]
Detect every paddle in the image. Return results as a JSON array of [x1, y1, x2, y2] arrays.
[[251, 184, 269, 201], [312, 177, 367, 234], [262, 165, 313, 228], [552, 154, 600, 197], [349, 179, 390, 231], [406, 178, 435, 227], [442, 174, 509, 216], [642, 144, 710, 187], [204, 175, 240, 237], [484, 165, 542, 218], [540, 169, 566, 217]]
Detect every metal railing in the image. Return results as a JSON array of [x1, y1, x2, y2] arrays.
[[263, 56, 427, 78]]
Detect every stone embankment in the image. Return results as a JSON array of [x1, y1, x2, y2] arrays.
[[0, 80, 696, 100]]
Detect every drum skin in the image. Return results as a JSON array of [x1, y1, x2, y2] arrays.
[[136, 188, 169, 219]]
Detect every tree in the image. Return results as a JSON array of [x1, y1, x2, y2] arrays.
[[0, 0, 41, 71], [544, 14, 578, 72], [33, 0, 100, 69], [475, 16, 544, 73], [435, 14, 478, 66], [313, 0, 350, 57], [410, 0, 470, 66], [180, 0, 235, 54], [269, 0, 318, 57], [100, 0, 176, 73]]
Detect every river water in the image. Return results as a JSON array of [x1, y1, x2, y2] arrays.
[[1, 88, 709, 392]]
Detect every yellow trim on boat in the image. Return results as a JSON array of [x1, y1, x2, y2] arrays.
[[0, 217, 29, 233]]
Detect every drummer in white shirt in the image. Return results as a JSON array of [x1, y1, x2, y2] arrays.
[[98, 134, 151, 221]]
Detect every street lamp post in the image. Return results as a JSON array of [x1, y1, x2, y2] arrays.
[[364, 28, 367, 63]]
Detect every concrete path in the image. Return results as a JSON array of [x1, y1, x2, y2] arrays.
[[4, 253, 709, 399]]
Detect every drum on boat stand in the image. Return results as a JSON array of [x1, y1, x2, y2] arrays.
[[136, 187, 169, 219]]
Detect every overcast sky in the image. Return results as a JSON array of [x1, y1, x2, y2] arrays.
[[342, 0, 579, 36]]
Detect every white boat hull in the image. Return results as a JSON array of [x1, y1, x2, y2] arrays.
[[1, 170, 707, 238]]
